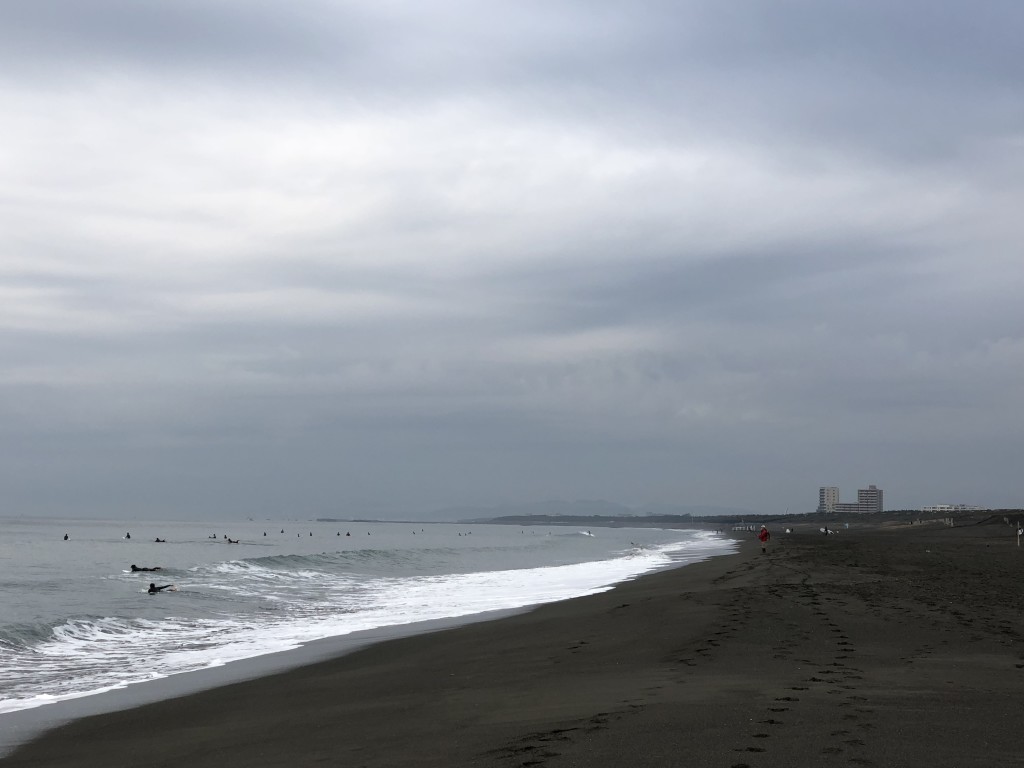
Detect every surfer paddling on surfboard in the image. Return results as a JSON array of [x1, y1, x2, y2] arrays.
[[148, 583, 175, 594]]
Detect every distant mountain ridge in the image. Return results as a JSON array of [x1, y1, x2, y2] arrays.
[[427, 500, 756, 523]]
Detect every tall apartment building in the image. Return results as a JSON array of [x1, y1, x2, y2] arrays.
[[817, 486, 839, 514], [818, 484, 883, 514], [855, 485, 884, 514]]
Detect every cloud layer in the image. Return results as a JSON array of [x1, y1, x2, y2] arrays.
[[2, 1, 1022, 517]]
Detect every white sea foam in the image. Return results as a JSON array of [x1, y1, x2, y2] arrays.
[[0, 524, 733, 714]]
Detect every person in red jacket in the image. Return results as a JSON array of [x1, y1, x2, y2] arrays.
[[757, 525, 770, 553]]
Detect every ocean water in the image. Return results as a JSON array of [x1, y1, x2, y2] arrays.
[[0, 517, 733, 719]]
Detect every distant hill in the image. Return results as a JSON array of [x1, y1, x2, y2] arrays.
[[631, 502, 759, 518], [428, 500, 757, 523]]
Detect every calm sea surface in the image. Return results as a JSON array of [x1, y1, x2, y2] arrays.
[[0, 516, 733, 719]]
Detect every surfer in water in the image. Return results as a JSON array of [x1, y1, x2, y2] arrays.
[[148, 583, 174, 594], [131, 564, 161, 572]]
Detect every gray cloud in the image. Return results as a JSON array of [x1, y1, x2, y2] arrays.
[[1, 1, 1023, 518]]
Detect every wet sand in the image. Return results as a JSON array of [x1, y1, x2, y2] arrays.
[[2, 521, 1022, 767]]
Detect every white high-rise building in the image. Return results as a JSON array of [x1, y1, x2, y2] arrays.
[[818, 486, 839, 514]]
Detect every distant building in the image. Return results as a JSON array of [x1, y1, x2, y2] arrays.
[[921, 504, 986, 513], [818, 484, 883, 514], [817, 486, 838, 514]]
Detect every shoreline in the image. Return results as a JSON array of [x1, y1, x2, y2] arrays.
[[0, 607, 530, 758], [3, 522, 1022, 767], [0, 536, 736, 758]]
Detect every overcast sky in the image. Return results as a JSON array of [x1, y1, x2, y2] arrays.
[[2, 1, 1022, 520]]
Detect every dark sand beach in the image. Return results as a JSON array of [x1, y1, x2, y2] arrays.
[[3, 520, 1022, 767]]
